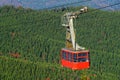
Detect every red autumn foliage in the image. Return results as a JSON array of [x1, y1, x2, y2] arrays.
[[87, 76, 90, 80], [45, 77, 50, 80], [93, 74, 97, 77], [10, 53, 20, 58]]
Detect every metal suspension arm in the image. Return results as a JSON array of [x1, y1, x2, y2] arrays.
[[62, 7, 88, 50]]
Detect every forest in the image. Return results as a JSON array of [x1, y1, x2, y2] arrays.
[[0, 5, 120, 80]]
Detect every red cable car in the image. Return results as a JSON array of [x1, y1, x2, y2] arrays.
[[61, 7, 90, 70], [61, 48, 90, 70]]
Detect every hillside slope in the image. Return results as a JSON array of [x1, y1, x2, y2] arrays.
[[0, 56, 118, 80], [0, 6, 120, 80]]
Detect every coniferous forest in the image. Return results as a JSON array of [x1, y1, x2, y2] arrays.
[[0, 6, 120, 80]]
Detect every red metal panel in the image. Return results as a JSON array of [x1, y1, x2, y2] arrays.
[[61, 59, 90, 70]]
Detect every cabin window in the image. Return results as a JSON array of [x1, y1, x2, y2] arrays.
[[78, 58, 87, 62], [68, 52, 72, 62], [62, 51, 66, 60], [73, 54, 77, 62], [78, 53, 87, 57]]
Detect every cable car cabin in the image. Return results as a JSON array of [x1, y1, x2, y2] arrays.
[[61, 48, 90, 70]]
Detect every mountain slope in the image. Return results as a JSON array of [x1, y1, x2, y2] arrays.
[[0, 56, 119, 80], [0, 6, 120, 80]]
